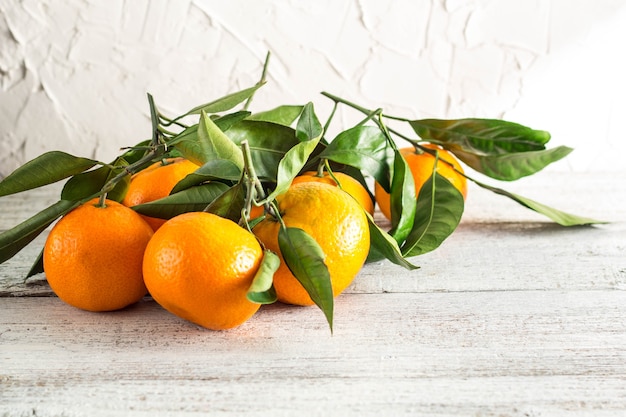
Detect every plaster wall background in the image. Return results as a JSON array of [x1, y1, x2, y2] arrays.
[[1, 0, 625, 178]]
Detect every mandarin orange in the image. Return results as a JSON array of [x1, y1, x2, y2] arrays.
[[253, 182, 370, 306], [122, 157, 199, 230], [142, 211, 264, 330], [43, 198, 154, 312]]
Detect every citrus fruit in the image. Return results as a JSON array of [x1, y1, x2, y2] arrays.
[[142, 211, 264, 330], [253, 181, 370, 306], [375, 144, 467, 220], [291, 171, 375, 215], [43, 198, 154, 312], [122, 157, 199, 230]]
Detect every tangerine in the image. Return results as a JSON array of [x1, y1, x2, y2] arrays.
[[122, 157, 199, 230], [142, 211, 263, 330], [43, 198, 154, 312], [375, 144, 467, 220], [253, 182, 370, 306]]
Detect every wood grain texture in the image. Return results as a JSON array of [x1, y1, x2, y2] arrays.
[[1, 172, 626, 416], [2, 291, 626, 417]]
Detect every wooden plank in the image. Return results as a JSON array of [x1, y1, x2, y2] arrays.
[[1, 290, 625, 416]]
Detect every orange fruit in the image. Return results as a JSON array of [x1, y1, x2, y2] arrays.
[[248, 204, 265, 220], [253, 182, 370, 306], [291, 171, 375, 215], [375, 145, 467, 220], [142, 211, 264, 330], [43, 198, 154, 312], [122, 157, 199, 230]]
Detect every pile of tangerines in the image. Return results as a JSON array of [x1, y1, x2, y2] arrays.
[[41, 144, 464, 331], [0, 63, 597, 331]]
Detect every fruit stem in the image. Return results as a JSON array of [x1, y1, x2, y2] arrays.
[[243, 51, 271, 111], [240, 140, 275, 223], [98, 144, 164, 202], [320, 91, 418, 144]]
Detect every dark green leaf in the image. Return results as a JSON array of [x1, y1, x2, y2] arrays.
[[61, 157, 130, 202], [205, 183, 246, 223], [226, 120, 300, 181], [365, 214, 418, 269], [186, 84, 265, 115], [319, 126, 391, 188], [0, 151, 98, 197], [410, 118, 551, 155], [248, 105, 304, 126], [259, 104, 323, 203], [171, 160, 241, 193], [0, 199, 77, 264], [451, 146, 573, 181], [473, 180, 606, 226], [389, 150, 416, 244], [132, 182, 230, 219], [213, 111, 251, 131], [26, 248, 44, 279], [247, 250, 279, 304], [402, 173, 465, 257], [176, 111, 244, 168], [278, 226, 333, 331], [295, 102, 323, 142]]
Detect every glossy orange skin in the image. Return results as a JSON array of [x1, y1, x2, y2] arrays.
[[142, 212, 263, 330], [122, 158, 199, 230], [291, 171, 375, 215], [43, 198, 154, 312], [253, 182, 370, 306]]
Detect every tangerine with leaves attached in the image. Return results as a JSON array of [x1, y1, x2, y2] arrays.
[[253, 181, 370, 306]]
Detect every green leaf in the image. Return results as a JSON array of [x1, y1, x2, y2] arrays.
[[278, 226, 333, 331], [186, 84, 265, 115], [26, 249, 44, 279], [401, 173, 465, 257], [171, 160, 242, 193], [61, 157, 130, 202], [473, 179, 606, 226], [176, 111, 245, 168], [226, 120, 300, 181], [0, 199, 78, 264], [295, 102, 323, 142], [319, 126, 391, 188], [132, 182, 230, 219], [451, 146, 573, 181], [259, 104, 323, 203], [410, 118, 551, 155], [213, 111, 252, 131], [0, 151, 98, 197], [248, 105, 304, 126], [205, 182, 246, 223], [388, 149, 416, 244], [365, 214, 418, 270], [247, 250, 279, 304]]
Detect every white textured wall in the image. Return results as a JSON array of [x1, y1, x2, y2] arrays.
[[1, 0, 625, 178]]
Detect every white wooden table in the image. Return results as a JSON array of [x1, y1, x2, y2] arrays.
[[1, 172, 625, 416]]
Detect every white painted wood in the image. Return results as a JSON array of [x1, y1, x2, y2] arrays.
[[1, 292, 626, 416], [1, 172, 626, 416]]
